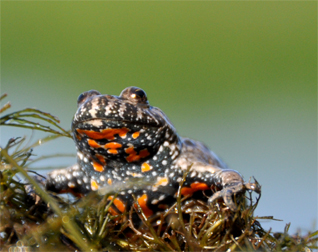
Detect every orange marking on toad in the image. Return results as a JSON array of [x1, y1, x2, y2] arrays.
[[155, 177, 168, 187], [113, 198, 126, 213], [92, 161, 104, 172], [132, 131, 140, 139], [87, 139, 102, 148], [141, 162, 152, 172], [104, 142, 122, 154], [180, 182, 209, 196], [107, 149, 118, 154], [107, 196, 126, 214], [139, 149, 150, 158], [95, 154, 107, 165], [104, 142, 122, 149], [76, 128, 129, 140], [135, 194, 153, 218], [125, 146, 150, 162], [91, 180, 99, 190], [108, 207, 119, 216], [75, 134, 82, 141]]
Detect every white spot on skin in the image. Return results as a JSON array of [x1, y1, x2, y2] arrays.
[[88, 100, 100, 118], [190, 171, 197, 178], [169, 172, 175, 178], [72, 171, 80, 177], [159, 195, 165, 201], [68, 182, 76, 188], [151, 199, 159, 204], [105, 101, 114, 116], [89, 119, 103, 127], [171, 152, 179, 160], [162, 160, 167, 165], [119, 103, 127, 119], [80, 106, 86, 114], [83, 176, 89, 183], [137, 108, 143, 120], [77, 152, 83, 160]]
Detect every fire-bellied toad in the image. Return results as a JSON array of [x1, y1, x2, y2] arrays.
[[46, 87, 260, 217]]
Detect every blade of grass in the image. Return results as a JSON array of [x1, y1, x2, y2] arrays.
[[1, 107, 72, 137], [0, 93, 8, 101], [0, 102, 11, 114], [2, 122, 70, 137], [176, 165, 196, 252]]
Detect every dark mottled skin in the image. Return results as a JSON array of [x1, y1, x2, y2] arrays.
[[46, 87, 260, 216]]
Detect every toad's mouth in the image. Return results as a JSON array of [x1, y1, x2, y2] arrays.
[[73, 118, 163, 129]]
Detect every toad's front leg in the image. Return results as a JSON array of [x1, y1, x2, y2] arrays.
[[45, 164, 91, 196], [207, 169, 261, 211]]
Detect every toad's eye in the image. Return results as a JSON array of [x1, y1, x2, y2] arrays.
[[120, 86, 148, 104], [77, 90, 101, 106]]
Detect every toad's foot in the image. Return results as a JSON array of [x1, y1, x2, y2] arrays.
[[208, 176, 261, 212]]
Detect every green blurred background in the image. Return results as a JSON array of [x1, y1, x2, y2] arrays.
[[1, 2, 316, 233]]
